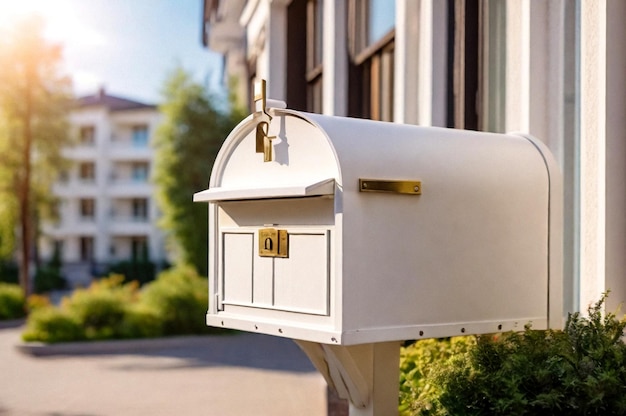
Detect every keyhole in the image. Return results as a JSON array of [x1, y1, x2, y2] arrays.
[[264, 237, 273, 251]]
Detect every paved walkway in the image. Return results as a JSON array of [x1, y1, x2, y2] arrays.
[[0, 325, 326, 415]]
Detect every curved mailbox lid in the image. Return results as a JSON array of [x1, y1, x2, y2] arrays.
[[194, 110, 341, 201]]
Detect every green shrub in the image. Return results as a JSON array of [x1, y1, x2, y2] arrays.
[[22, 307, 85, 343], [140, 264, 209, 335], [0, 260, 18, 284], [117, 304, 163, 339], [62, 274, 138, 340], [27, 294, 52, 311], [34, 266, 66, 293], [34, 246, 66, 293], [21, 267, 216, 342], [0, 282, 26, 320], [400, 336, 475, 415], [22, 274, 145, 342], [400, 293, 626, 415], [108, 260, 157, 286]]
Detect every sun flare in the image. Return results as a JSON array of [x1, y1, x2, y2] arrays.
[[0, 0, 103, 46]]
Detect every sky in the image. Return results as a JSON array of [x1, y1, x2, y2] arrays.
[[0, 0, 224, 104]]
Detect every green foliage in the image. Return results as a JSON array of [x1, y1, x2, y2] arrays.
[[22, 307, 85, 343], [0, 260, 18, 284], [400, 293, 626, 415], [107, 260, 157, 286], [140, 264, 209, 335], [400, 337, 475, 415], [34, 246, 66, 293], [21, 267, 217, 343], [62, 275, 138, 340], [153, 66, 244, 275], [0, 282, 26, 319]]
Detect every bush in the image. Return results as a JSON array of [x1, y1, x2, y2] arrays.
[[22, 307, 85, 343], [0, 282, 26, 320], [399, 337, 475, 415], [108, 260, 157, 286], [0, 260, 18, 284], [27, 294, 51, 311], [34, 246, 66, 293], [140, 264, 209, 335], [400, 293, 626, 415], [21, 274, 155, 342], [34, 266, 66, 293], [21, 266, 217, 343], [62, 274, 138, 340], [117, 304, 163, 339]]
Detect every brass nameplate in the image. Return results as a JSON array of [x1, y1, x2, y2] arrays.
[[359, 179, 422, 195], [258, 228, 289, 258]]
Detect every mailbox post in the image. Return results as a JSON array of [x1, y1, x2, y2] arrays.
[[194, 81, 563, 415]]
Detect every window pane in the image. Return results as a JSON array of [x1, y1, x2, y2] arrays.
[[132, 126, 148, 147], [368, 0, 395, 45], [132, 163, 149, 182], [79, 162, 95, 181], [80, 126, 95, 145], [132, 199, 148, 220], [80, 237, 94, 261], [80, 199, 95, 219]]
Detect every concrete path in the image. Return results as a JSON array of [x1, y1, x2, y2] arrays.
[[0, 325, 326, 415]]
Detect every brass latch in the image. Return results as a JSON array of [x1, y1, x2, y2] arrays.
[[258, 228, 289, 258], [253, 80, 276, 162]]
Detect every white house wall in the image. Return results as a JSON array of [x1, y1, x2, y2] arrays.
[[209, 0, 626, 317], [605, 0, 626, 313]]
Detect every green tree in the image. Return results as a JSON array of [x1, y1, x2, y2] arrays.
[[154, 67, 244, 275], [0, 15, 73, 298]]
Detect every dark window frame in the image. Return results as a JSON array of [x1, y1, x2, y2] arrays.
[[347, 0, 395, 122]]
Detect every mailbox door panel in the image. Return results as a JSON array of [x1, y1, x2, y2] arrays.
[[273, 232, 330, 314], [220, 228, 331, 316], [222, 232, 254, 304]]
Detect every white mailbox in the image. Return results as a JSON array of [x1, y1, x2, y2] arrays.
[[194, 99, 562, 348]]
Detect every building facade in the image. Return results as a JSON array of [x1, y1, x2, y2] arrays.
[[41, 89, 167, 287], [203, 0, 626, 317]]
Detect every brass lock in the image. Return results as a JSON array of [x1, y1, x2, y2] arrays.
[[258, 228, 289, 258]]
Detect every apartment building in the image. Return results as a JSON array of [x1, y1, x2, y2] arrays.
[[41, 89, 167, 287], [202, 0, 626, 317]]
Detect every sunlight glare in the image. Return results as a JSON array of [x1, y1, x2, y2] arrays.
[[0, 0, 107, 47]]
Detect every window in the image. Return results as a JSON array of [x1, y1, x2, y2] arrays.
[[132, 125, 148, 147], [79, 162, 95, 182], [306, 0, 323, 113], [80, 236, 94, 261], [79, 199, 95, 220], [132, 198, 148, 221], [348, 0, 395, 121], [446, 0, 506, 131], [285, 0, 323, 113], [131, 162, 149, 182], [79, 126, 95, 145]]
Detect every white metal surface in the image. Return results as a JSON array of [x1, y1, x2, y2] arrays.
[[194, 108, 563, 346]]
